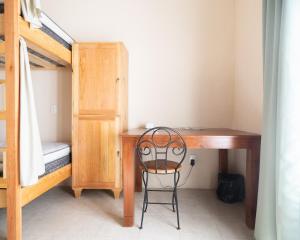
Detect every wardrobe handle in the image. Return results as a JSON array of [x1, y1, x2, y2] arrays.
[[117, 150, 120, 157], [116, 78, 120, 82]]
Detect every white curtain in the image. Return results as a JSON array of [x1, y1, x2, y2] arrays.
[[255, 1, 300, 239], [21, 0, 42, 28], [20, 38, 45, 186]]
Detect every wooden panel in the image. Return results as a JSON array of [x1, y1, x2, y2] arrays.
[[0, 189, 6, 208], [21, 164, 71, 206], [114, 116, 122, 190], [117, 43, 128, 132], [19, 17, 71, 65], [72, 44, 79, 186], [76, 119, 116, 185], [78, 43, 117, 114], [5, 0, 22, 239]]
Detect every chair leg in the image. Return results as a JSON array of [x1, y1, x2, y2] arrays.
[[172, 192, 176, 212], [174, 171, 181, 230], [144, 188, 149, 212], [139, 171, 148, 229]]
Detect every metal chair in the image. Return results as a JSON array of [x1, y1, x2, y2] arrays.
[[136, 127, 187, 229]]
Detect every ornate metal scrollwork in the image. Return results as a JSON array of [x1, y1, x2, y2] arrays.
[[136, 127, 187, 173]]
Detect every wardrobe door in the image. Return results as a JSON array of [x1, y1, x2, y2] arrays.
[[72, 42, 128, 198], [78, 44, 118, 115], [76, 118, 116, 186]]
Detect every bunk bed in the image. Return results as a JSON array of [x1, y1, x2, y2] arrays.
[[1, 1, 73, 239]]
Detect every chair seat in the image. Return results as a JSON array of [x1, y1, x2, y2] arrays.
[[140, 160, 182, 174]]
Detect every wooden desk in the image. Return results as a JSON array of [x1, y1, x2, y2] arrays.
[[121, 128, 261, 229]]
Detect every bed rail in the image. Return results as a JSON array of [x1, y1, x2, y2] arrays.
[[0, 14, 72, 69], [0, 164, 71, 208]]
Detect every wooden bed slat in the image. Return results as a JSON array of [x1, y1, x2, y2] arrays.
[[28, 52, 54, 69], [21, 164, 71, 207], [19, 17, 71, 65]]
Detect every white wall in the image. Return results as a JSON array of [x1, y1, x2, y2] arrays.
[[25, 0, 262, 188]]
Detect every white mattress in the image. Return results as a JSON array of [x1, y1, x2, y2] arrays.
[[42, 142, 71, 164], [0, 142, 71, 165], [40, 12, 74, 45]]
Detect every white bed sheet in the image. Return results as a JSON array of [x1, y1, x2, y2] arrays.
[[0, 142, 71, 164]]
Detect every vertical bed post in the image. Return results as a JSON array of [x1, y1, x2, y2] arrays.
[[5, 0, 22, 239]]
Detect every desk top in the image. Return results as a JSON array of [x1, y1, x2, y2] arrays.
[[121, 128, 260, 138]]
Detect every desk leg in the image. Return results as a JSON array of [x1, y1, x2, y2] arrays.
[[135, 151, 142, 192], [123, 139, 136, 227], [245, 144, 260, 229], [219, 149, 228, 173]]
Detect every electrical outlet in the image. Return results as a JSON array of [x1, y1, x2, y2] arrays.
[[50, 104, 57, 114], [190, 159, 195, 166], [189, 154, 197, 166]]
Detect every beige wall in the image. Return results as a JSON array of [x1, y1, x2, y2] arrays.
[[18, 0, 262, 188], [40, 0, 236, 189], [31, 70, 72, 143], [230, 0, 263, 175], [42, 0, 235, 129]]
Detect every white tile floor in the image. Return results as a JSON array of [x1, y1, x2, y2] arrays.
[[0, 187, 254, 240]]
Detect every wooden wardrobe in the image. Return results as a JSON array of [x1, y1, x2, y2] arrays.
[[72, 42, 128, 199]]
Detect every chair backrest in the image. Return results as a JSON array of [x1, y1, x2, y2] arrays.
[[136, 127, 187, 174]]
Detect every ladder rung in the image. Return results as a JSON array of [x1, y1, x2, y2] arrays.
[[0, 42, 4, 56], [0, 147, 6, 152], [0, 178, 7, 188], [0, 112, 6, 120]]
